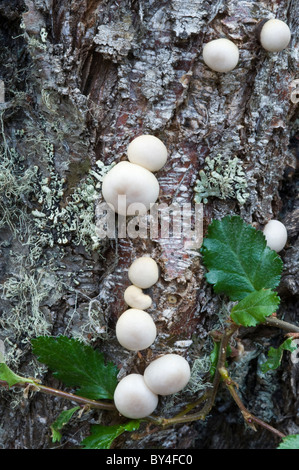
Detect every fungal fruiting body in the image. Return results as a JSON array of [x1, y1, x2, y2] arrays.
[[113, 374, 158, 419], [128, 256, 159, 289], [127, 135, 168, 172], [101, 161, 159, 216], [259, 19, 291, 52], [202, 38, 239, 73], [115, 308, 157, 351], [124, 285, 152, 310], [143, 354, 191, 396], [263, 219, 287, 252]]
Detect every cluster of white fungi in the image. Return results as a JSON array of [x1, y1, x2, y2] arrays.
[[102, 136, 191, 419], [114, 255, 191, 419], [101, 18, 291, 418]]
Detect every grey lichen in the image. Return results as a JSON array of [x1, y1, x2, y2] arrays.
[[31, 159, 114, 252], [0, 110, 113, 367], [0, 117, 39, 232], [93, 16, 135, 62], [194, 154, 250, 205], [184, 355, 212, 395], [0, 268, 53, 360]]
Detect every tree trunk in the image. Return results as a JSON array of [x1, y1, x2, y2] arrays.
[[0, 0, 298, 449]]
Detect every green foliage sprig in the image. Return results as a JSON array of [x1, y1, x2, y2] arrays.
[[31, 336, 118, 400], [0, 215, 298, 449]]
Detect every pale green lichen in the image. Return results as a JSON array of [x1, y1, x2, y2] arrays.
[[194, 154, 250, 205], [0, 128, 39, 233], [184, 355, 213, 395], [30, 159, 114, 252], [0, 270, 52, 341], [0, 108, 113, 368]]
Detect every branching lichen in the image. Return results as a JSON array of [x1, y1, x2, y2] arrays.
[[0, 115, 39, 232], [0, 102, 113, 369], [0, 270, 52, 343], [194, 154, 250, 205], [184, 355, 212, 395], [31, 159, 114, 252]]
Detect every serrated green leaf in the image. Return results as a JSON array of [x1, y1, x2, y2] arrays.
[[260, 338, 297, 374], [230, 289, 280, 327], [0, 363, 36, 388], [31, 336, 118, 400], [81, 420, 140, 449], [277, 434, 299, 449], [50, 406, 80, 443], [201, 216, 283, 301]]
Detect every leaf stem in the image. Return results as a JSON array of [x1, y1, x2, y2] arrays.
[[0, 379, 116, 411]]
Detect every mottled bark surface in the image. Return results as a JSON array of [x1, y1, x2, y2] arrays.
[[0, 0, 298, 449]]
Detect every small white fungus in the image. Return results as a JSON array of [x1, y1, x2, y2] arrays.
[[202, 38, 239, 73], [102, 161, 160, 216], [263, 219, 288, 252], [144, 354, 191, 396], [128, 256, 159, 289], [127, 135, 168, 172], [114, 374, 159, 419], [124, 285, 152, 310], [260, 19, 291, 52], [115, 308, 157, 351]]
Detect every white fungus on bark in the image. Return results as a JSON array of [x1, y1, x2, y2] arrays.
[[128, 256, 159, 289], [102, 161, 160, 216], [143, 354, 191, 396], [113, 374, 159, 419], [259, 19, 291, 52], [115, 308, 157, 351], [127, 134, 168, 172], [202, 38, 239, 73], [263, 219, 288, 252], [124, 285, 152, 310]]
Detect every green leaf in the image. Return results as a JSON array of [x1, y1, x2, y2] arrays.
[[230, 289, 280, 327], [0, 363, 36, 388], [201, 215, 283, 301], [277, 434, 299, 449], [50, 406, 80, 443], [31, 336, 118, 400], [81, 420, 140, 449], [260, 338, 298, 373]]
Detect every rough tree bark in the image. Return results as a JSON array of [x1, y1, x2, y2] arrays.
[[0, 0, 298, 449]]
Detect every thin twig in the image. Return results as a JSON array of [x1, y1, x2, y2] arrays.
[[218, 367, 286, 440], [264, 316, 299, 334], [0, 379, 116, 411]]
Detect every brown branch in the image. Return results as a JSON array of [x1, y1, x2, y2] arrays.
[[0, 379, 116, 411], [218, 367, 286, 440], [264, 316, 299, 334]]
